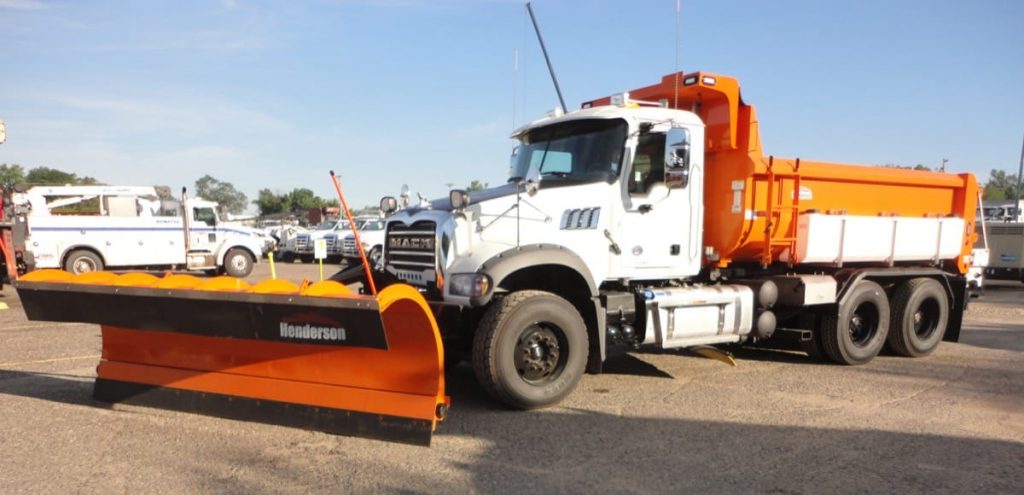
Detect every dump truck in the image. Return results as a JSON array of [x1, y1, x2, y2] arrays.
[[372, 71, 978, 409], [14, 71, 977, 445]]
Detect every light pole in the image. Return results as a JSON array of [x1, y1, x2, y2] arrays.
[[1016, 132, 1023, 201], [940, 158, 948, 173]]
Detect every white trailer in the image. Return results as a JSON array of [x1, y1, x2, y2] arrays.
[[14, 186, 267, 277]]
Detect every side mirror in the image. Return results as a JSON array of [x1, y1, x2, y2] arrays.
[[509, 146, 520, 171], [664, 127, 692, 189], [450, 189, 470, 210], [380, 196, 398, 214]]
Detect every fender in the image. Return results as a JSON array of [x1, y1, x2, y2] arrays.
[[472, 243, 607, 372], [474, 243, 598, 302]]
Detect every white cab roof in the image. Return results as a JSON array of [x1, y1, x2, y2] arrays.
[[511, 105, 705, 139]]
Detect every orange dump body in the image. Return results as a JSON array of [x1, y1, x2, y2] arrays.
[[585, 72, 978, 274]]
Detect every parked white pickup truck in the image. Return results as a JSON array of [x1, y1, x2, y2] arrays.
[[340, 218, 386, 267], [13, 186, 267, 277]]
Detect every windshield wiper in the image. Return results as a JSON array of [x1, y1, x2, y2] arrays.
[[540, 171, 570, 178]]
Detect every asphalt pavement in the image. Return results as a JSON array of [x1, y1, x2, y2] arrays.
[[0, 263, 1021, 494]]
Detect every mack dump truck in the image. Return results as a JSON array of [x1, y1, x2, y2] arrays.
[[373, 71, 978, 409], [13, 71, 977, 445]]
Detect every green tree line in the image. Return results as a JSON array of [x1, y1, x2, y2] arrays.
[[1, 163, 100, 190], [252, 188, 339, 216]]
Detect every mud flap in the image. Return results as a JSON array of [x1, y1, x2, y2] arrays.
[[15, 270, 448, 446]]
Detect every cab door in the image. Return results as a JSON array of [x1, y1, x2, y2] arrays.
[[190, 206, 218, 252], [615, 125, 703, 279]]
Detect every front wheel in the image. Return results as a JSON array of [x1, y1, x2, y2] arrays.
[[222, 249, 253, 278], [472, 290, 589, 409]]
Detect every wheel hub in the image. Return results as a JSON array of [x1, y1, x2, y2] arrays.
[[514, 325, 561, 382], [73, 258, 95, 274], [914, 299, 940, 338], [848, 302, 879, 347]]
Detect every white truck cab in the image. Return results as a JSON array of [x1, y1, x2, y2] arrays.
[[14, 186, 266, 277], [382, 105, 705, 298]]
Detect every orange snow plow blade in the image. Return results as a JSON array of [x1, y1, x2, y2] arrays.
[[14, 270, 448, 446]]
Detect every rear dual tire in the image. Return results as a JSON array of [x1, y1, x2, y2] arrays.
[[819, 280, 890, 365], [816, 278, 948, 364], [886, 278, 947, 357]]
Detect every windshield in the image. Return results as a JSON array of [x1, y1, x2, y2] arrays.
[[510, 119, 627, 183], [360, 220, 385, 231], [315, 220, 350, 231]]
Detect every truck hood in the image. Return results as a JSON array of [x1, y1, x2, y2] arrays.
[[411, 177, 614, 214]]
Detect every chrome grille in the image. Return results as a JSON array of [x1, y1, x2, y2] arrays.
[[342, 238, 358, 257], [385, 220, 437, 275]]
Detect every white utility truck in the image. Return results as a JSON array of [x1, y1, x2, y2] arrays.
[[14, 186, 267, 277], [983, 222, 1024, 283]]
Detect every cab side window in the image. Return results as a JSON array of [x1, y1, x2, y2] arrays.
[[629, 132, 666, 194], [193, 207, 216, 227]]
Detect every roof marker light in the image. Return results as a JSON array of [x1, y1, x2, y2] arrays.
[[702, 76, 717, 86]]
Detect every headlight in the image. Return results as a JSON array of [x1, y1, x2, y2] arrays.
[[449, 273, 491, 298]]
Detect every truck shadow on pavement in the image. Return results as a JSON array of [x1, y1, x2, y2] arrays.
[[430, 366, 1024, 494], [180, 363, 1024, 493], [0, 369, 110, 409], [2, 359, 1023, 493]]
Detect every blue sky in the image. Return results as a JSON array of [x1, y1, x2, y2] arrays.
[[1, 0, 1022, 210]]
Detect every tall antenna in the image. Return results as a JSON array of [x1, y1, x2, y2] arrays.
[[525, 2, 567, 114], [512, 48, 519, 128], [674, 0, 681, 109]]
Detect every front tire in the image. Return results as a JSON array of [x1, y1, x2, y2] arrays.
[[368, 246, 382, 270], [472, 290, 589, 409], [819, 280, 890, 365], [223, 249, 253, 278], [64, 250, 103, 274], [887, 278, 948, 357]]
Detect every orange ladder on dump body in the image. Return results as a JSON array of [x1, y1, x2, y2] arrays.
[[754, 156, 802, 267]]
